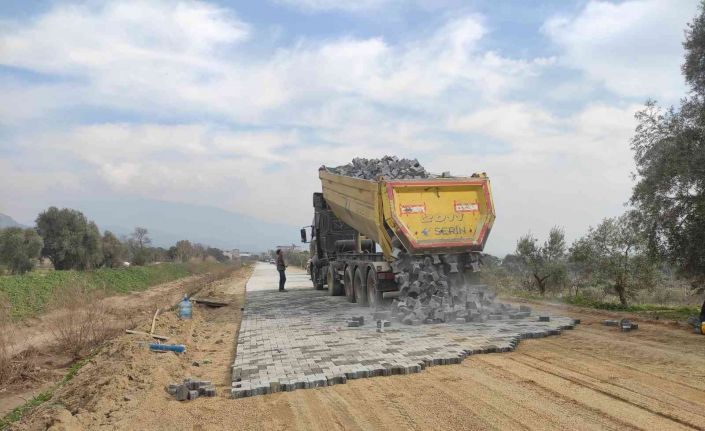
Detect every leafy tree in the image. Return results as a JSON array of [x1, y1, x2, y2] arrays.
[[0, 227, 43, 274], [515, 226, 567, 295], [630, 3, 705, 292], [150, 246, 169, 262], [36, 207, 102, 270], [206, 247, 227, 262], [101, 231, 126, 268], [129, 227, 152, 266], [569, 213, 659, 306]]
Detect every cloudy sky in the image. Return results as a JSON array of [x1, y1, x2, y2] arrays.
[[0, 0, 699, 255]]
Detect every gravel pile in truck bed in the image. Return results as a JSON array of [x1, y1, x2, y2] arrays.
[[326, 155, 430, 180]]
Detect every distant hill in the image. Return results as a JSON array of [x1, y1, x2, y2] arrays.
[[0, 213, 24, 229], [64, 198, 300, 253]]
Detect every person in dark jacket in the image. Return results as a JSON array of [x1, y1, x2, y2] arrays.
[[276, 249, 287, 292]]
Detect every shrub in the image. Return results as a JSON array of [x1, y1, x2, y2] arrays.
[[50, 283, 120, 358]]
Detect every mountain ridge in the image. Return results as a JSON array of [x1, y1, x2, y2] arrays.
[[0, 213, 25, 229]]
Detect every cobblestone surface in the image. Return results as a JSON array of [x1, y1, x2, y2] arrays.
[[231, 289, 577, 398]]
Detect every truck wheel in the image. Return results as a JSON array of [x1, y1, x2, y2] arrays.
[[354, 267, 368, 306], [311, 265, 326, 290], [344, 266, 355, 302], [366, 269, 383, 307], [328, 266, 344, 296], [311, 269, 318, 288]]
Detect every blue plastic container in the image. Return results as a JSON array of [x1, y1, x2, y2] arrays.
[[179, 295, 192, 320], [149, 343, 186, 353]]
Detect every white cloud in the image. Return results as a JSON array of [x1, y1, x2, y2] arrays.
[[0, 1, 248, 73], [272, 0, 398, 13], [0, 4, 547, 123], [543, 0, 697, 101], [0, 0, 688, 255], [438, 103, 639, 255]]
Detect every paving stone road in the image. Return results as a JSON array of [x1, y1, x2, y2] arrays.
[[232, 262, 577, 398], [245, 261, 311, 292]]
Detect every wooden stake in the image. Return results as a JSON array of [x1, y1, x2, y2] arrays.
[[150, 308, 161, 335]]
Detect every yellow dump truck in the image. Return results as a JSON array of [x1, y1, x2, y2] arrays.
[[302, 167, 496, 307]]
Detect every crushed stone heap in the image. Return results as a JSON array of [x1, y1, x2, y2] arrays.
[[326, 155, 430, 180]]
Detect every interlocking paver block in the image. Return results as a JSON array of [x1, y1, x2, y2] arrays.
[[231, 289, 577, 399]]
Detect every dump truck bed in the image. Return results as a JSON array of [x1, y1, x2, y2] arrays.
[[319, 169, 495, 258]]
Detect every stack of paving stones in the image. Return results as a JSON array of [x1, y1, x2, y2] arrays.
[[603, 319, 639, 331], [231, 289, 578, 399], [389, 252, 518, 325], [326, 156, 431, 180], [167, 378, 216, 401]]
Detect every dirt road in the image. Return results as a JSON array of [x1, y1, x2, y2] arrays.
[[13, 265, 705, 431]]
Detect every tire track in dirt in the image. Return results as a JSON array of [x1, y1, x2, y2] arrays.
[[546, 327, 705, 391], [513, 354, 703, 429], [436, 359, 635, 430], [535, 335, 705, 395], [521, 342, 705, 416], [479, 353, 700, 430]]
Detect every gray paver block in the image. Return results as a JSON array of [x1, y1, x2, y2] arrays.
[[230, 289, 577, 399]]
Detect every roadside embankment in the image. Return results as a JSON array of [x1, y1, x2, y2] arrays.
[[0, 262, 244, 423], [0, 261, 224, 321]]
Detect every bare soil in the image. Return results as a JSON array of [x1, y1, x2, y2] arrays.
[[0, 267, 238, 419], [10, 267, 705, 431]]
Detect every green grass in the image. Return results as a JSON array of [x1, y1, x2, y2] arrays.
[[499, 291, 699, 321], [0, 350, 98, 430], [0, 262, 222, 320], [563, 296, 699, 320]]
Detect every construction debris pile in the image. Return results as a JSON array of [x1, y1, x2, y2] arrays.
[[389, 251, 532, 325], [326, 156, 431, 180], [167, 378, 216, 401]]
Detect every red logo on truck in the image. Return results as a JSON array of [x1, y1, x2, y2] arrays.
[[400, 203, 426, 215], [454, 201, 479, 213]]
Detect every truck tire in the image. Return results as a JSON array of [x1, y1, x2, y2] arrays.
[[344, 266, 355, 302], [312, 268, 325, 290], [366, 269, 383, 307], [311, 268, 318, 288], [354, 267, 368, 306], [310, 263, 326, 290], [328, 266, 344, 296]]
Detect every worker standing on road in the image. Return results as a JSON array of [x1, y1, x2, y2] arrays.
[[276, 249, 287, 292]]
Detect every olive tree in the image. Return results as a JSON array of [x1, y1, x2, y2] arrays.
[[0, 227, 43, 274], [101, 231, 127, 268], [36, 207, 102, 270], [569, 213, 659, 306], [630, 3, 705, 293], [515, 226, 567, 295]]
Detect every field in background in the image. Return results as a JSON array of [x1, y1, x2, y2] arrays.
[[481, 266, 702, 321], [0, 261, 227, 320]]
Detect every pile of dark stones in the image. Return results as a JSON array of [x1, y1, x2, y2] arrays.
[[167, 378, 216, 401], [389, 251, 531, 325], [326, 156, 430, 180]]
